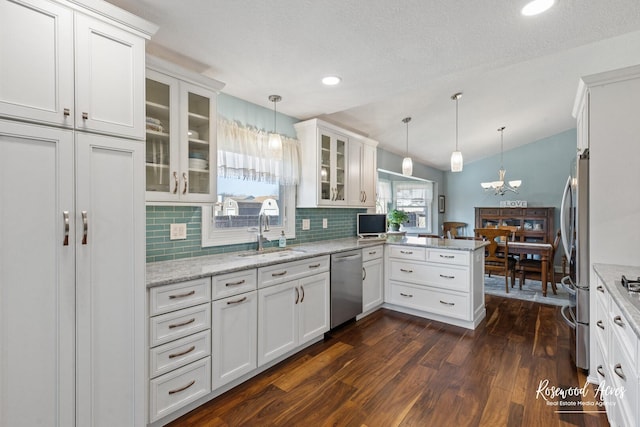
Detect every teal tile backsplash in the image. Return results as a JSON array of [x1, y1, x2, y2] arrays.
[[146, 206, 366, 263]]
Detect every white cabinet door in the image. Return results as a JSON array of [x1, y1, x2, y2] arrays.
[[145, 71, 217, 202], [298, 272, 330, 344], [0, 120, 75, 427], [75, 133, 145, 427], [361, 142, 377, 207], [212, 291, 257, 389], [363, 258, 383, 313], [257, 281, 297, 366], [74, 13, 146, 139], [347, 140, 377, 207], [347, 139, 363, 206], [178, 81, 217, 202], [0, 0, 74, 127]]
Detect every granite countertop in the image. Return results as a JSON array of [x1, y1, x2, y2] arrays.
[[146, 236, 488, 288], [593, 263, 640, 337], [386, 235, 489, 251]]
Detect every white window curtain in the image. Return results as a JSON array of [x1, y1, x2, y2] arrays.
[[217, 118, 300, 185]]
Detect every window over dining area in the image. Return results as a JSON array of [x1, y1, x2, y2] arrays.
[[376, 169, 434, 234]]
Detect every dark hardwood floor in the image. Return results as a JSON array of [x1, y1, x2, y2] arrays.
[[167, 295, 609, 427]]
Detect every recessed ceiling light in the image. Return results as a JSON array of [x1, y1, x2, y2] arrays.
[[322, 76, 342, 86], [521, 0, 555, 16]]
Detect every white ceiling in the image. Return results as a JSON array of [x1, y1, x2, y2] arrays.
[[107, 0, 640, 170]]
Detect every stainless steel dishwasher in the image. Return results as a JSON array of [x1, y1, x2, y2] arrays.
[[330, 250, 363, 328]]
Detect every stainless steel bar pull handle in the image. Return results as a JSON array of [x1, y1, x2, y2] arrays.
[[227, 296, 247, 305], [169, 346, 195, 359], [400, 292, 413, 298], [440, 254, 455, 259], [169, 290, 195, 299], [63, 211, 70, 246], [614, 363, 626, 380], [182, 172, 188, 194], [596, 285, 604, 293], [439, 274, 455, 279], [63, 108, 70, 117], [81, 211, 88, 245], [272, 271, 287, 277], [172, 171, 178, 194], [596, 320, 605, 330], [168, 380, 195, 395], [225, 280, 246, 287], [168, 318, 195, 329], [613, 315, 625, 327], [400, 268, 413, 273], [439, 300, 455, 306], [596, 365, 605, 377]]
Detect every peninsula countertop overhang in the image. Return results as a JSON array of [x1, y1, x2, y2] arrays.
[[146, 237, 489, 288]]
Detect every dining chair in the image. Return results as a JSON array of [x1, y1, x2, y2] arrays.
[[517, 230, 562, 294], [475, 228, 517, 293], [442, 221, 467, 238]]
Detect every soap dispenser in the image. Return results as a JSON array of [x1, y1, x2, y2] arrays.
[[279, 230, 286, 248]]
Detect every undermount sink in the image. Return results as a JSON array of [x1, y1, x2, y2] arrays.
[[236, 248, 307, 258]]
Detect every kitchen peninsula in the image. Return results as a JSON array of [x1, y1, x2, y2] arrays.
[[146, 236, 488, 426]]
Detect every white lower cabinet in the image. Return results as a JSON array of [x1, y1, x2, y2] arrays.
[[593, 271, 640, 426], [385, 245, 485, 329], [212, 289, 258, 388], [148, 278, 212, 423], [258, 256, 330, 366], [0, 120, 146, 427], [362, 245, 384, 314]]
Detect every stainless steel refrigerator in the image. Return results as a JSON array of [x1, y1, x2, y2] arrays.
[[560, 149, 589, 370]]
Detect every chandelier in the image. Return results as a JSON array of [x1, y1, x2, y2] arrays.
[[480, 126, 522, 195]]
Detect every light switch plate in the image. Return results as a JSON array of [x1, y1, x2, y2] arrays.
[[170, 223, 187, 240], [302, 219, 310, 230], [322, 218, 328, 229]]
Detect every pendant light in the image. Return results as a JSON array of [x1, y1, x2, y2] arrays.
[[402, 117, 413, 176], [450, 92, 463, 172], [268, 95, 282, 150], [480, 126, 522, 195]]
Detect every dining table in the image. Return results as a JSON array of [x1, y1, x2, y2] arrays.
[[497, 240, 555, 296]]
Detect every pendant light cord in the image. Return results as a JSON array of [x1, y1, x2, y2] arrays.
[[499, 126, 505, 169], [455, 97, 459, 151]]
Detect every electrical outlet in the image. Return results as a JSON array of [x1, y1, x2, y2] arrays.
[[170, 223, 187, 240], [322, 218, 328, 229], [302, 219, 310, 230]]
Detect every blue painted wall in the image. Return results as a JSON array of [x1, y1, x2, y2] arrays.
[[443, 128, 576, 237]]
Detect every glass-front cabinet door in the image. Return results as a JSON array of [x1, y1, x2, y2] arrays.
[[183, 88, 212, 197], [145, 74, 175, 195], [317, 129, 347, 206], [145, 69, 217, 203]]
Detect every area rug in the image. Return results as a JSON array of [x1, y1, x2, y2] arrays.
[[483, 275, 569, 307]]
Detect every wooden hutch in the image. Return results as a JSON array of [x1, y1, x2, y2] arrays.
[[474, 207, 555, 243]]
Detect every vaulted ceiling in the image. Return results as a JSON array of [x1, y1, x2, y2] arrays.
[[108, 0, 640, 170]]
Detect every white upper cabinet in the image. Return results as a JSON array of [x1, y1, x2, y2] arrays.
[[0, 0, 152, 139], [0, 0, 74, 127], [145, 57, 224, 203], [347, 139, 377, 207], [295, 118, 378, 208], [74, 13, 146, 139]]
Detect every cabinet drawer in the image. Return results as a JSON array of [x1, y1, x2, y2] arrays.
[[609, 301, 638, 363], [149, 278, 211, 316], [389, 260, 469, 292], [212, 269, 257, 300], [150, 303, 211, 347], [426, 249, 469, 266], [362, 245, 384, 262], [389, 281, 470, 320], [479, 208, 499, 216], [500, 208, 523, 216], [388, 245, 426, 261], [149, 330, 211, 379], [527, 208, 549, 217], [149, 357, 211, 423], [258, 255, 329, 288]]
